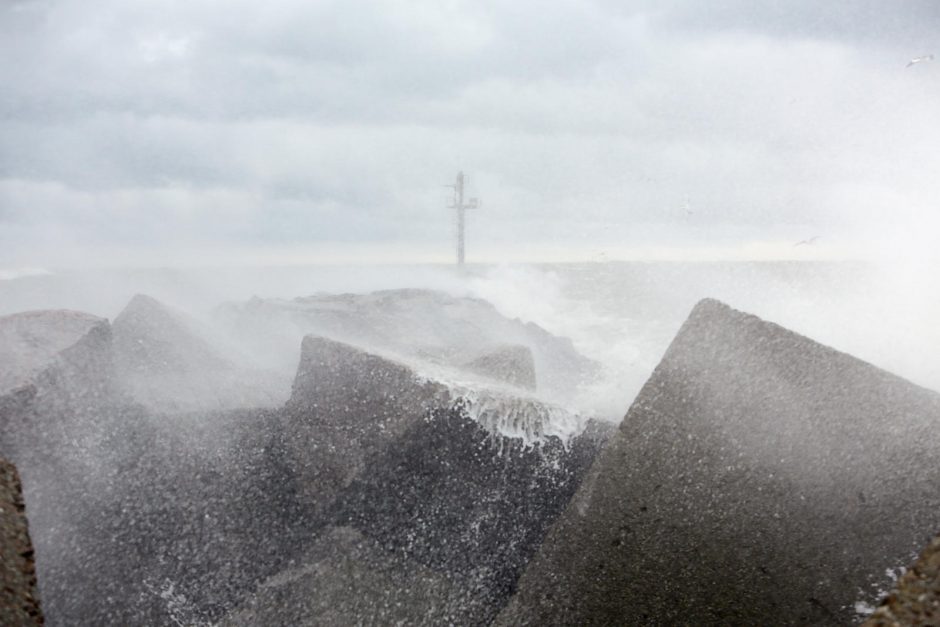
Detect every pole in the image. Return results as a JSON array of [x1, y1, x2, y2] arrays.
[[446, 171, 478, 267], [456, 172, 465, 266]]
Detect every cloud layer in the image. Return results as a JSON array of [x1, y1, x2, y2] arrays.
[[2, 0, 939, 265]]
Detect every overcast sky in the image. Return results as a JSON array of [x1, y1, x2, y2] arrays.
[[2, 0, 939, 266]]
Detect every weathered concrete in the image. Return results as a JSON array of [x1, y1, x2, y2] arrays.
[[280, 335, 452, 511], [324, 407, 609, 624], [0, 310, 121, 625], [58, 406, 315, 625], [214, 288, 598, 401], [112, 294, 287, 412], [0, 309, 113, 410], [0, 300, 606, 625], [225, 335, 610, 625], [863, 531, 940, 626], [498, 298, 940, 626], [0, 310, 108, 397], [220, 526, 463, 626], [0, 305, 297, 625], [0, 458, 43, 625], [0, 308, 115, 476]]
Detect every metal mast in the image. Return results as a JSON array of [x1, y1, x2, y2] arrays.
[[446, 171, 478, 266]]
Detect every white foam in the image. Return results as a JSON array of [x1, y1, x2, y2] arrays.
[[410, 362, 588, 447], [453, 389, 586, 448]]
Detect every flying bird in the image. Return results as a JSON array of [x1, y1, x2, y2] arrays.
[[906, 54, 934, 67], [793, 236, 820, 247]]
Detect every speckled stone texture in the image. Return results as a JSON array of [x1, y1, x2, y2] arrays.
[[0, 458, 42, 625], [237, 335, 610, 625], [863, 532, 940, 626], [111, 294, 288, 412], [498, 298, 940, 626], [213, 288, 599, 399]]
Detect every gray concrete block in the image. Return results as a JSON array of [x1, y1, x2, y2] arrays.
[[499, 298, 940, 626]]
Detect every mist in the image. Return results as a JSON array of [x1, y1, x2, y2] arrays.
[[2, 259, 939, 424]]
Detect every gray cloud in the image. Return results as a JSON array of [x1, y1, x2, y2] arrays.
[[647, 0, 940, 45], [2, 0, 939, 265]]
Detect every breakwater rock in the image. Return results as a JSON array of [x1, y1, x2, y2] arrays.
[[214, 288, 597, 400], [498, 298, 940, 625], [112, 294, 287, 412], [233, 335, 611, 624], [0, 309, 113, 427], [0, 298, 608, 624]]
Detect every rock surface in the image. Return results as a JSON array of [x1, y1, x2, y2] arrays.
[[0, 309, 115, 471], [0, 309, 112, 402], [0, 310, 122, 624], [497, 298, 940, 626], [214, 288, 597, 400], [112, 294, 287, 412], [221, 335, 610, 625], [863, 531, 940, 626], [0, 317, 607, 625], [279, 335, 451, 511], [221, 526, 462, 626], [0, 303, 295, 624], [0, 458, 43, 625]]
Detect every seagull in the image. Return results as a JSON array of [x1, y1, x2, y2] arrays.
[[793, 236, 820, 247], [906, 54, 934, 68]]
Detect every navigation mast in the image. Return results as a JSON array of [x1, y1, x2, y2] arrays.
[[446, 171, 479, 266]]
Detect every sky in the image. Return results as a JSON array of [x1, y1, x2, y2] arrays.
[[2, 0, 939, 267]]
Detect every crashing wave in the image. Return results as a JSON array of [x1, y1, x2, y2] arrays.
[[452, 391, 586, 449], [414, 369, 588, 449]]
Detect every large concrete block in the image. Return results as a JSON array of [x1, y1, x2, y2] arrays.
[[324, 407, 609, 624], [112, 294, 287, 412], [220, 526, 463, 626], [280, 335, 452, 510], [230, 335, 610, 624], [0, 309, 115, 469], [0, 310, 123, 625], [214, 288, 598, 400], [0, 305, 295, 624], [0, 309, 112, 406], [498, 298, 940, 625], [0, 306, 604, 625]]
